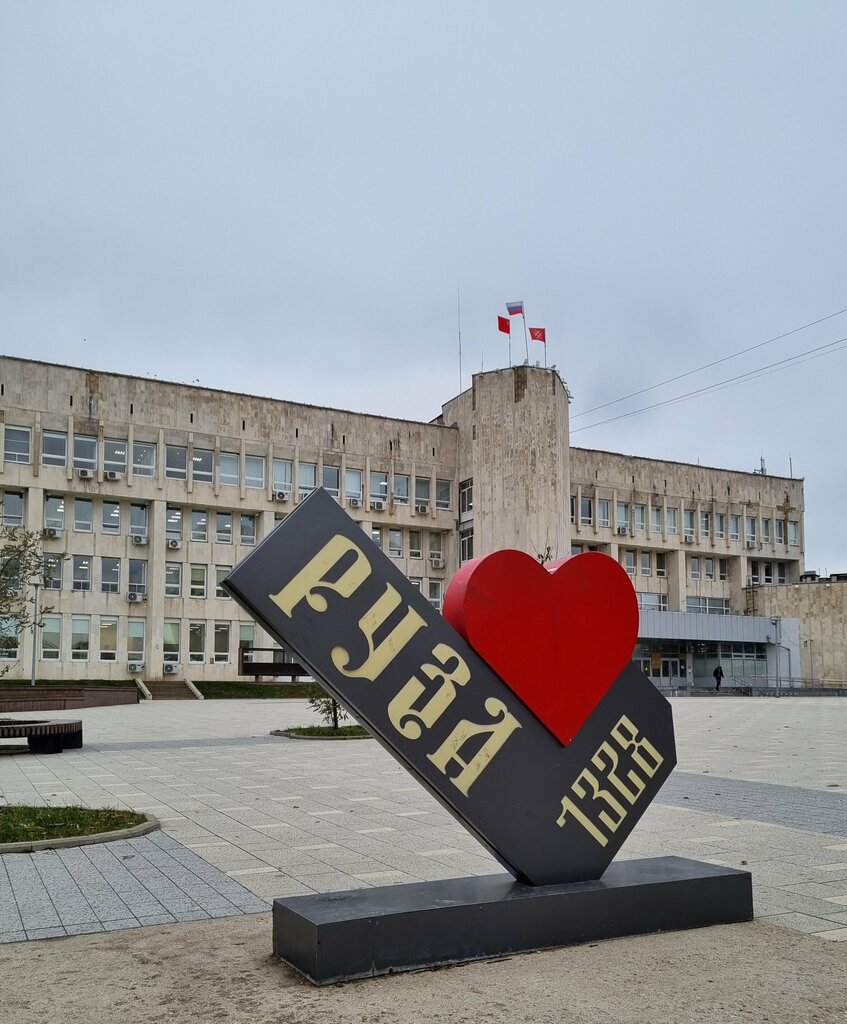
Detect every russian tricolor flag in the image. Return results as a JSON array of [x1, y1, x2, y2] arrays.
[[506, 301, 524, 316]]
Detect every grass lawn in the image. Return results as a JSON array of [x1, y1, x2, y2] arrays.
[[196, 681, 322, 699], [279, 724, 371, 738], [0, 806, 147, 844]]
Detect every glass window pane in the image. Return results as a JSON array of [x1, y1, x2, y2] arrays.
[[214, 622, 230, 663], [245, 456, 265, 489], [101, 557, 120, 593], [71, 617, 90, 660], [166, 445, 188, 479], [273, 458, 293, 490], [393, 474, 409, 504], [415, 477, 431, 503], [127, 619, 145, 660], [163, 620, 181, 661], [99, 618, 117, 661], [322, 465, 340, 495], [165, 563, 182, 597], [133, 442, 156, 477], [436, 479, 451, 509], [74, 498, 93, 532], [298, 462, 316, 492], [192, 448, 213, 483], [41, 615, 61, 659], [73, 434, 97, 471], [191, 509, 208, 541], [103, 438, 127, 473], [4, 427, 31, 464], [41, 431, 67, 467], [130, 504, 148, 537], [240, 514, 256, 545], [189, 622, 206, 662], [190, 564, 206, 597], [219, 452, 239, 486], [345, 469, 363, 500], [102, 500, 121, 534], [44, 495, 65, 530], [370, 471, 388, 502], [216, 512, 232, 543]]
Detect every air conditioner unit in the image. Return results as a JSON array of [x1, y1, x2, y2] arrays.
[[131, 534, 148, 546], [42, 527, 61, 539], [105, 470, 122, 481], [683, 534, 696, 543], [616, 526, 628, 535], [416, 503, 429, 514], [745, 541, 756, 550], [127, 591, 146, 603], [429, 558, 445, 569], [128, 662, 144, 673], [348, 497, 361, 508], [77, 468, 94, 480], [273, 490, 290, 502], [163, 663, 178, 675], [372, 500, 385, 511], [167, 538, 182, 550]]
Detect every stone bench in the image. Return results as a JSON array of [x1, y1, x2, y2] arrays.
[[0, 718, 83, 754]]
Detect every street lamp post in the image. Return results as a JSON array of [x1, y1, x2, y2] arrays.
[[30, 580, 40, 687]]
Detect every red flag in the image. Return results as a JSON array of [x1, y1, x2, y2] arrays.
[[529, 327, 546, 343], [498, 316, 511, 335]]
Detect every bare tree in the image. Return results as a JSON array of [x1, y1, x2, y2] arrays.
[[0, 524, 62, 674]]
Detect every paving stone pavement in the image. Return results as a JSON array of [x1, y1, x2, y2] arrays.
[[0, 696, 845, 945]]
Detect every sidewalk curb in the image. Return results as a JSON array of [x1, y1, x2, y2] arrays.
[[0, 814, 161, 854]]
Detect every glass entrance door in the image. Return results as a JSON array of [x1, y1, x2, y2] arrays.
[[661, 657, 681, 681]]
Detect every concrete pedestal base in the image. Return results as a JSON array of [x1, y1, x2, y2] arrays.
[[273, 856, 753, 985]]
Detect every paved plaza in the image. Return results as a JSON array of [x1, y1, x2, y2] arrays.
[[1, 697, 846, 945]]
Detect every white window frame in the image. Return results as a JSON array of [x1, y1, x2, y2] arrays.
[[4, 426, 31, 464]]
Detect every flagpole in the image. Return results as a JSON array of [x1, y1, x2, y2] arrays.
[[508, 321, 512, 367], [522, 313, 529, 362], [457, 288, 462, 393]]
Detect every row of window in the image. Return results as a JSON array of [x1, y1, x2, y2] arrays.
[[5, 427, 453, 507], [370, 527, 444, 560], [572, 496, 800, 546]]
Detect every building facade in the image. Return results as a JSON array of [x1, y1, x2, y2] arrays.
[[0, 356, 812, 688]]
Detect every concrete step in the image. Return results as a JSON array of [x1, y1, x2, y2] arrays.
[[145, 680, 198, 700]]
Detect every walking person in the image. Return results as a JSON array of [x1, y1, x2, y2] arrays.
[[713, 665, 724, 692]]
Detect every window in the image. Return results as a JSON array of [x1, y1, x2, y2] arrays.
[[246, 456, 265, 489], [191, 509, 208, 541], [730, 515, 740, 541], [1, 552, 21, 595], [762, 518, 771, 544], [637, 593, 668, 611], [239, 514, 256, 545], [41, 615, 61, 660], [73, 434, 97, 471], [598, 499, 611, 528], [127, 619, 145, 662], [684, 509, 695, 539], [745, 517, 757, 544], [273, 459, 293, 492], [634, 504, 646, 532], [129, 503, 148, 538], [616, 502, 629, 530], [749, 560, 760, 585], [101, 557, 120, 594], [1, 491, 24, 527], [436, 479, 452, 510], [72, 555, 91, 591], [4, 426, 31, 464], [216, 511, 232, 543], [716, 513, 726, 540], [0, 618, 20, 660], [640, 551, 651, 576], [428, 580, 443, 611], [789, 521, 799, 546], [570, 496, 576, 524], [690, 556, 701, 581], [763, 562, 773, 585], [345, 468, 363, 501], [190, 564, 207, 598], [429, 532, 443, 557], [103, 438, 127, 474], [298, 461, 316, 495], [624, 550, 636, 575], [216, 566, 231, 598], [686, 597, 730, 615], [409, 530, 422, 559], [322, 465, 340, 496], [128, 559, 147, 596], [666, 507, 678, 534], [192, 448, 213, 484], [165, 563, 182, 598], [704, 557, 715, 581], [99, 618, 117, 661], [459, 479, 474, 516], [393, 473, 410, 505], [44, 495, 65, 530], [571, 543, 584, 555], [239, 623, 255, 652], [189, 622, 206, 663], [71, 617, 90, 661], [44, 554, 63, 590], [719, 558, 729, 582], [132, 441, 156, 477], [777, 562, 787, 584], [775, 520, 785, 545], [166, 445, 188, 480], [370, 471, 388, 503], [655, 553, 667, 578], [163, 620, 181, 663], [218, 452, 239, 486], [214, 622, 230, 663], [388, 529, 402, 557], [166, 506, 182, 539], [74, 498, 93, 532], [408, 577, 422, 591], [41, 430, 67, 467], [102, 501, 121, 534], [700, 512, 711, 538], [651, 506, 662, 533], [460, 526, 474, 562], [371, 526, 382, 549], [580, 497, 593, 526], [415, 477, 431, 507]]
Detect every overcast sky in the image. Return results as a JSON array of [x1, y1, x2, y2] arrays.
[[2, 2, 845, 570]]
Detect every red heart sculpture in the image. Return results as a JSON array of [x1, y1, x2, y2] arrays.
[[442, 550, 639, 746]]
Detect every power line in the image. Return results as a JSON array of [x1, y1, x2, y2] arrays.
[[571, 334, 847, 435], [571, 305, 847, 419]]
